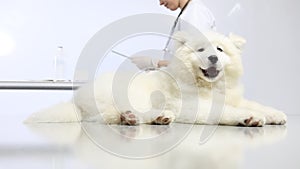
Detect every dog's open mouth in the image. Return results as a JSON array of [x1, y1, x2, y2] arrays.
[[200, 67, 220, 78]]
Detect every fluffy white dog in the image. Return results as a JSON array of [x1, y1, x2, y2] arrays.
[[26, 31, 287, 126]]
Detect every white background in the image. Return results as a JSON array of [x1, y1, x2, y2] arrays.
[[0, 0, 299, 116]]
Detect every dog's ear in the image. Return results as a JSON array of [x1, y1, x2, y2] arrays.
[[229, 33, 246, 50], [172, 31, 189, 49]]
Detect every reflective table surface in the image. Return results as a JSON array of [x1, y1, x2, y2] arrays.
[[0, 114, 299, 169]]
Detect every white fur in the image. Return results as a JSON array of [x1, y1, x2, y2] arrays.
[[25, 31, 287, 126]]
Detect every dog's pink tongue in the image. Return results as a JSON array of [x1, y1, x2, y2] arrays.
[[207, 67, 218, 76]]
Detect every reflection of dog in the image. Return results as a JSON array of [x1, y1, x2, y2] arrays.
[[26, 31, 286, 126], [25, 123, 287, 169]]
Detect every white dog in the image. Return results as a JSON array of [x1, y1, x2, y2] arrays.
[[26, 31, 287, 126]]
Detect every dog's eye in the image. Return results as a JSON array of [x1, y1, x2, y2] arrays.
[[197, 48, 205, 52], [217, 46, 223, 52]]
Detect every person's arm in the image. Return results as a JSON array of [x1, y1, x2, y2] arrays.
[[131, 56, 169, 70]]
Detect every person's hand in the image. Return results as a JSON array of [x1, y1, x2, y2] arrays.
[[157, 60, 169, 68], [130, 56, 160, 70]]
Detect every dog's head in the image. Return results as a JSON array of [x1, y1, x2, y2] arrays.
[[171, 31, 245, 84]]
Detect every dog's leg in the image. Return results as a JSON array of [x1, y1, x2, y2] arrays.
[[219, 105, 266, 127], [177, 100, 265, 126], [240, 100, 287, 125]]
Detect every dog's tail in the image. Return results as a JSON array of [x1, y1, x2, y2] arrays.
[[24, 101, 82, 123]]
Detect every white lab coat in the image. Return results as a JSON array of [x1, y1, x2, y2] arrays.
[[179, 0, 216, 32]]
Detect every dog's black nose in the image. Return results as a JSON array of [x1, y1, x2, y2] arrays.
[[208, 55, 218, 64]]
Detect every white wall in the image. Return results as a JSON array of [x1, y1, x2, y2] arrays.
[[0, 0, 173, 80], [0, 0, 299, 116]]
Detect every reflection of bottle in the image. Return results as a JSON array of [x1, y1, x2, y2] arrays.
[[53, 46, 65, 81]]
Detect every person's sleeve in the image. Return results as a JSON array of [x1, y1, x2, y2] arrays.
[[180, 2, 216, 32]]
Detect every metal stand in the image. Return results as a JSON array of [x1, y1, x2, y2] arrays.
[[0, 81, 86, 90]]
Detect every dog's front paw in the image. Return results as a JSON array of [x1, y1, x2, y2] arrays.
[[151, 116, 172, 125], [151, 111, 175, 125], [120, 111, 139, 126], [238, 116, 266, 127], [266, 111, 287, 125]]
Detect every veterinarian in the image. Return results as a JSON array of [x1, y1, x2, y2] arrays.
[[131, 0, 216, 69]]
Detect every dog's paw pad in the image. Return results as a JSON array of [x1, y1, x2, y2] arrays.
[[238, 116, 264, 127], [120, 111, 139, 126], [244, 117, 253, 125], [151, 116, 172, 125]]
